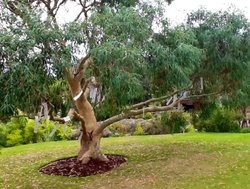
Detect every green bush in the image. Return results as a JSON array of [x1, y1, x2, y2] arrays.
[[143, 112, 153, 120], [134, 123, 145, 135], [57, 125, 73, 140], [6, 129, 23, 147], [206, 108, 240, 133], [196, 108, 240, 133], [161, 112, 188, 134], [240, 127, 250, 133], [0, 124, 8, 147], [23, 119, 45, 144], [185, 124, 197, 133], [109, 123, 128, 135], [0, 117, 73, 147], [143, 119, 164, 135]]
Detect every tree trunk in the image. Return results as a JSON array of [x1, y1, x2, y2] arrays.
[[66, 66, 108, 164], [73, 97, 108, 164], [71, 93, 108, 164], [77, 129, 108, 164]]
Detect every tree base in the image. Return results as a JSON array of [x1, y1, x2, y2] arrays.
[[39, 154, 127, 177]]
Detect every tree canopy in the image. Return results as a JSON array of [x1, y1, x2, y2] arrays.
[[0, 0, 250, 121]]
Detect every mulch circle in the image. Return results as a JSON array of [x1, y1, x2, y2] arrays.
[[39, 154, 127, 177]]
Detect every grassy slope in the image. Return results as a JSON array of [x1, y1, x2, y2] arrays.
[[1, 133, 250, 189]]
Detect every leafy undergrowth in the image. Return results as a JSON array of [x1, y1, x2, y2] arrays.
[[1, 133, 250, 189]]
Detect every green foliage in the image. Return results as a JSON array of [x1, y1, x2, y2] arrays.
[[240, 128, 250, 133], [104, 0, 139, 7], [185, 124, 197, 133], [161, 112, 188, 134], [40, 120, 73, 141], [143, 119, 164, 135], [109, 123, 128, 136], [143, 112, 153, 120], [187, 9, 250, 95], [95, 99, 119, 121], [195, 107, 241, 133], [209, 109, 240, 132], [23, 119, 45, 144], [0, 7, 71, 117], [0, 123, 8, 146], [0, 117, 73, 147], [134, 123, 145, 135], [6, 129, 23, 147]]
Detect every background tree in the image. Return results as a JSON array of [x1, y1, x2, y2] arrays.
[[0, 1, 249, 163], [186, 9, 250, 94]]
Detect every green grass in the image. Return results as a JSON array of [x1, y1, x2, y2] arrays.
[[1, 133, 250, 189]]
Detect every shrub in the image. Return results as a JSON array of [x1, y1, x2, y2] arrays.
[[190, 111, 202, 131], [0, 124, 8, 147], [143, 112, 153, 120], [57, 125, 73, 140], [109, 123, 128, 135], [161, 112, 188, 134], [185, 124, 197, 133], [6, 129, 23, 147], [193, 104, 241, 133], [134, 123, 145, 135], [23, 119, 45, 144], [207, 108, 240, 133], [143, 119, 164, 135], [240, 128, 250, 133], [0, 117, 74, 147]]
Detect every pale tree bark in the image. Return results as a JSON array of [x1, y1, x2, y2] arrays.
[[66, 57, 109, 164]]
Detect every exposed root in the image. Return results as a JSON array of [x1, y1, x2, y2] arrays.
[[94, 153, 109, 162]]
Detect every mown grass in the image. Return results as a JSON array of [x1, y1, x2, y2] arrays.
[[1, 133, 250, 189]]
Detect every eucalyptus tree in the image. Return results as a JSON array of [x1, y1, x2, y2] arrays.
[[186, 9, 250, 95], [0, 0, 249, 164]]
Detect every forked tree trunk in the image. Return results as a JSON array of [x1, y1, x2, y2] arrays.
[[66, 70, 108, 164]]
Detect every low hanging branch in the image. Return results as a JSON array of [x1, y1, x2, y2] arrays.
[[131, 84, 192, 109], [95, 90, 221, 135], [95, 99, 180, 134]]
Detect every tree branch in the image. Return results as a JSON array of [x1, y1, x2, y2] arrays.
[[131, 84, 192, 109], [182, 91, 220, 100], [74, 8, 85, 21], [74, 55, 92, 81], [95, 90, 221, 134], [95, 100, 179, 134], [54, 0, 67, 15], [47, 100, 84, 124]]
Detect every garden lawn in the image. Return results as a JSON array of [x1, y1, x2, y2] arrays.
[[1, 133, 250, 189]]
